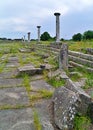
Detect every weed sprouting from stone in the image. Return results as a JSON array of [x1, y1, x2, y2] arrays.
[[33, 109, 42, 130]]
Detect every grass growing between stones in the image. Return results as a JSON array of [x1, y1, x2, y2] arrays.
[[23, 74, 31, 92], [30, 89, 53, 101], [69, 72, 83, 81], [0, 104, 31, 110], [83, 73, 93, 89], [69, 66, 93, 88], [33, 110, 42, 130], [74, 114, 91, 130], [47, 77, 65, 88], [18, 52, 43, 67]]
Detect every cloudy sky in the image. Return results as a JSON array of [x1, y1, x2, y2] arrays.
[[0, 0, 93, 39]]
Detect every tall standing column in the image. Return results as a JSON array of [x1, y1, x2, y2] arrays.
[[24, 35, 25, 42], [37, 26, 41, 43], [27, 32, 30, 42], [54, 12, 61, 43]]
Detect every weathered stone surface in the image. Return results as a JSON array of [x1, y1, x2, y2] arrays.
[[65, 79, 91, 114], [41, 54, 49, 59], [48, 69, 61, 78], [59, 43, 68, 70], [0, 87, 29, 106], [51, 78, 92, 130], [68, 50, 93, 61], [73, 78, 86, 88], [34, 99, 54, 130], [0, 108, 33, 130], [69, 71, 83, 77], [86, 48, 93, 55], [59, 71, 69, 79], [69, 55, 93, 68], [69, 61, 93, 73], [17, 65, 43, 76], [19, 48, 35, 53], [31, 79, 54, 91], [0, 78, 23, 88], [52, 87, 79, 130], [0, 106, 54, 130]]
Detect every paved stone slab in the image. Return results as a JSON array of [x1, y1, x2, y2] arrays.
[[8, 57, 19, 63], [0, 78, 23, 88], [0, 108, 33, 130], [34, 99, 54, 130], [0, 69, 18, 78], [30, 75, 43, 81], [6, 63, 20, 68], [31, 79, 54, 91], [0, 87, 29, 106]]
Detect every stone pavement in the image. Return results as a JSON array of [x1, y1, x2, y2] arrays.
[[0, 54, 55, 130]]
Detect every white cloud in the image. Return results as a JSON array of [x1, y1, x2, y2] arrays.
[[0, 0, 93, 38]]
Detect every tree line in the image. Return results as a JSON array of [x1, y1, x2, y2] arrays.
[[1, 30, 93, 41], [72, 30, 93, 41], [40, 30, 93, 41]]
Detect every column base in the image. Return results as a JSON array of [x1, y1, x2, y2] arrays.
[[50, 42, 62, 49]]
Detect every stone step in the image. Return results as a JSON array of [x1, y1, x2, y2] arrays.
[[68, 50, 93, 61], [69, 61, 93, 73], [69, 55, 93, 68]]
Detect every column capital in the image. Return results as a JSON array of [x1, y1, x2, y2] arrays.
[[37, 26, 41, 28], [54, 12, 61, 16], [28, 32, 30, 34]]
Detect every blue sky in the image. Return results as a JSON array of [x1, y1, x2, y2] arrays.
[[0, 0, 93, 39]]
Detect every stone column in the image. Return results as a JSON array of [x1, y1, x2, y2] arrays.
[[23, 35, 25, 42], [59, 43, 68, 70], [37, 26, 41, 43], [54, 12, 61, 43], [27, 32, 30, 42]]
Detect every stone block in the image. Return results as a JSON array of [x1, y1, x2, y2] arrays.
[[17, 65, 43, 76], [65, 79, 91, 114], [52, 87, 79, 130]]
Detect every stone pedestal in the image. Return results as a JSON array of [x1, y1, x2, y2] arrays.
[[37, 26, 41, 43], [54, 12, 61, 43], [59, 43, 68, 70]]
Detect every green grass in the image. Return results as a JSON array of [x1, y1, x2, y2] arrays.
[[23, 74, 31, 92], [74, 114, 91, 130], [83, 73, 93, 89], [68, 40, 93, 52], [47, 77, 65, 88], [33, 110, 42, 130], [30, 89, 53, 101], [0, 104, 31, 110], [38, 89, 53, 98]]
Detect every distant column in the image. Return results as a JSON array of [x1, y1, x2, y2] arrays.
[[37, 26, 41, 43], [54, 12, 61, 43], [24, 35, 25, 42], [27, 32, 30, 42]]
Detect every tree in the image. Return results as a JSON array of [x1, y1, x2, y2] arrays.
[[83, 30, 93, 40], [72, 33, 82, 41], [40, 32, 51, 41]]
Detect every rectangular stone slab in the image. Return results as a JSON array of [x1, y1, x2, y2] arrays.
[[0, 108, 33, 130], [18, 65, 42, 75], [0, 87, 29, 106]]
